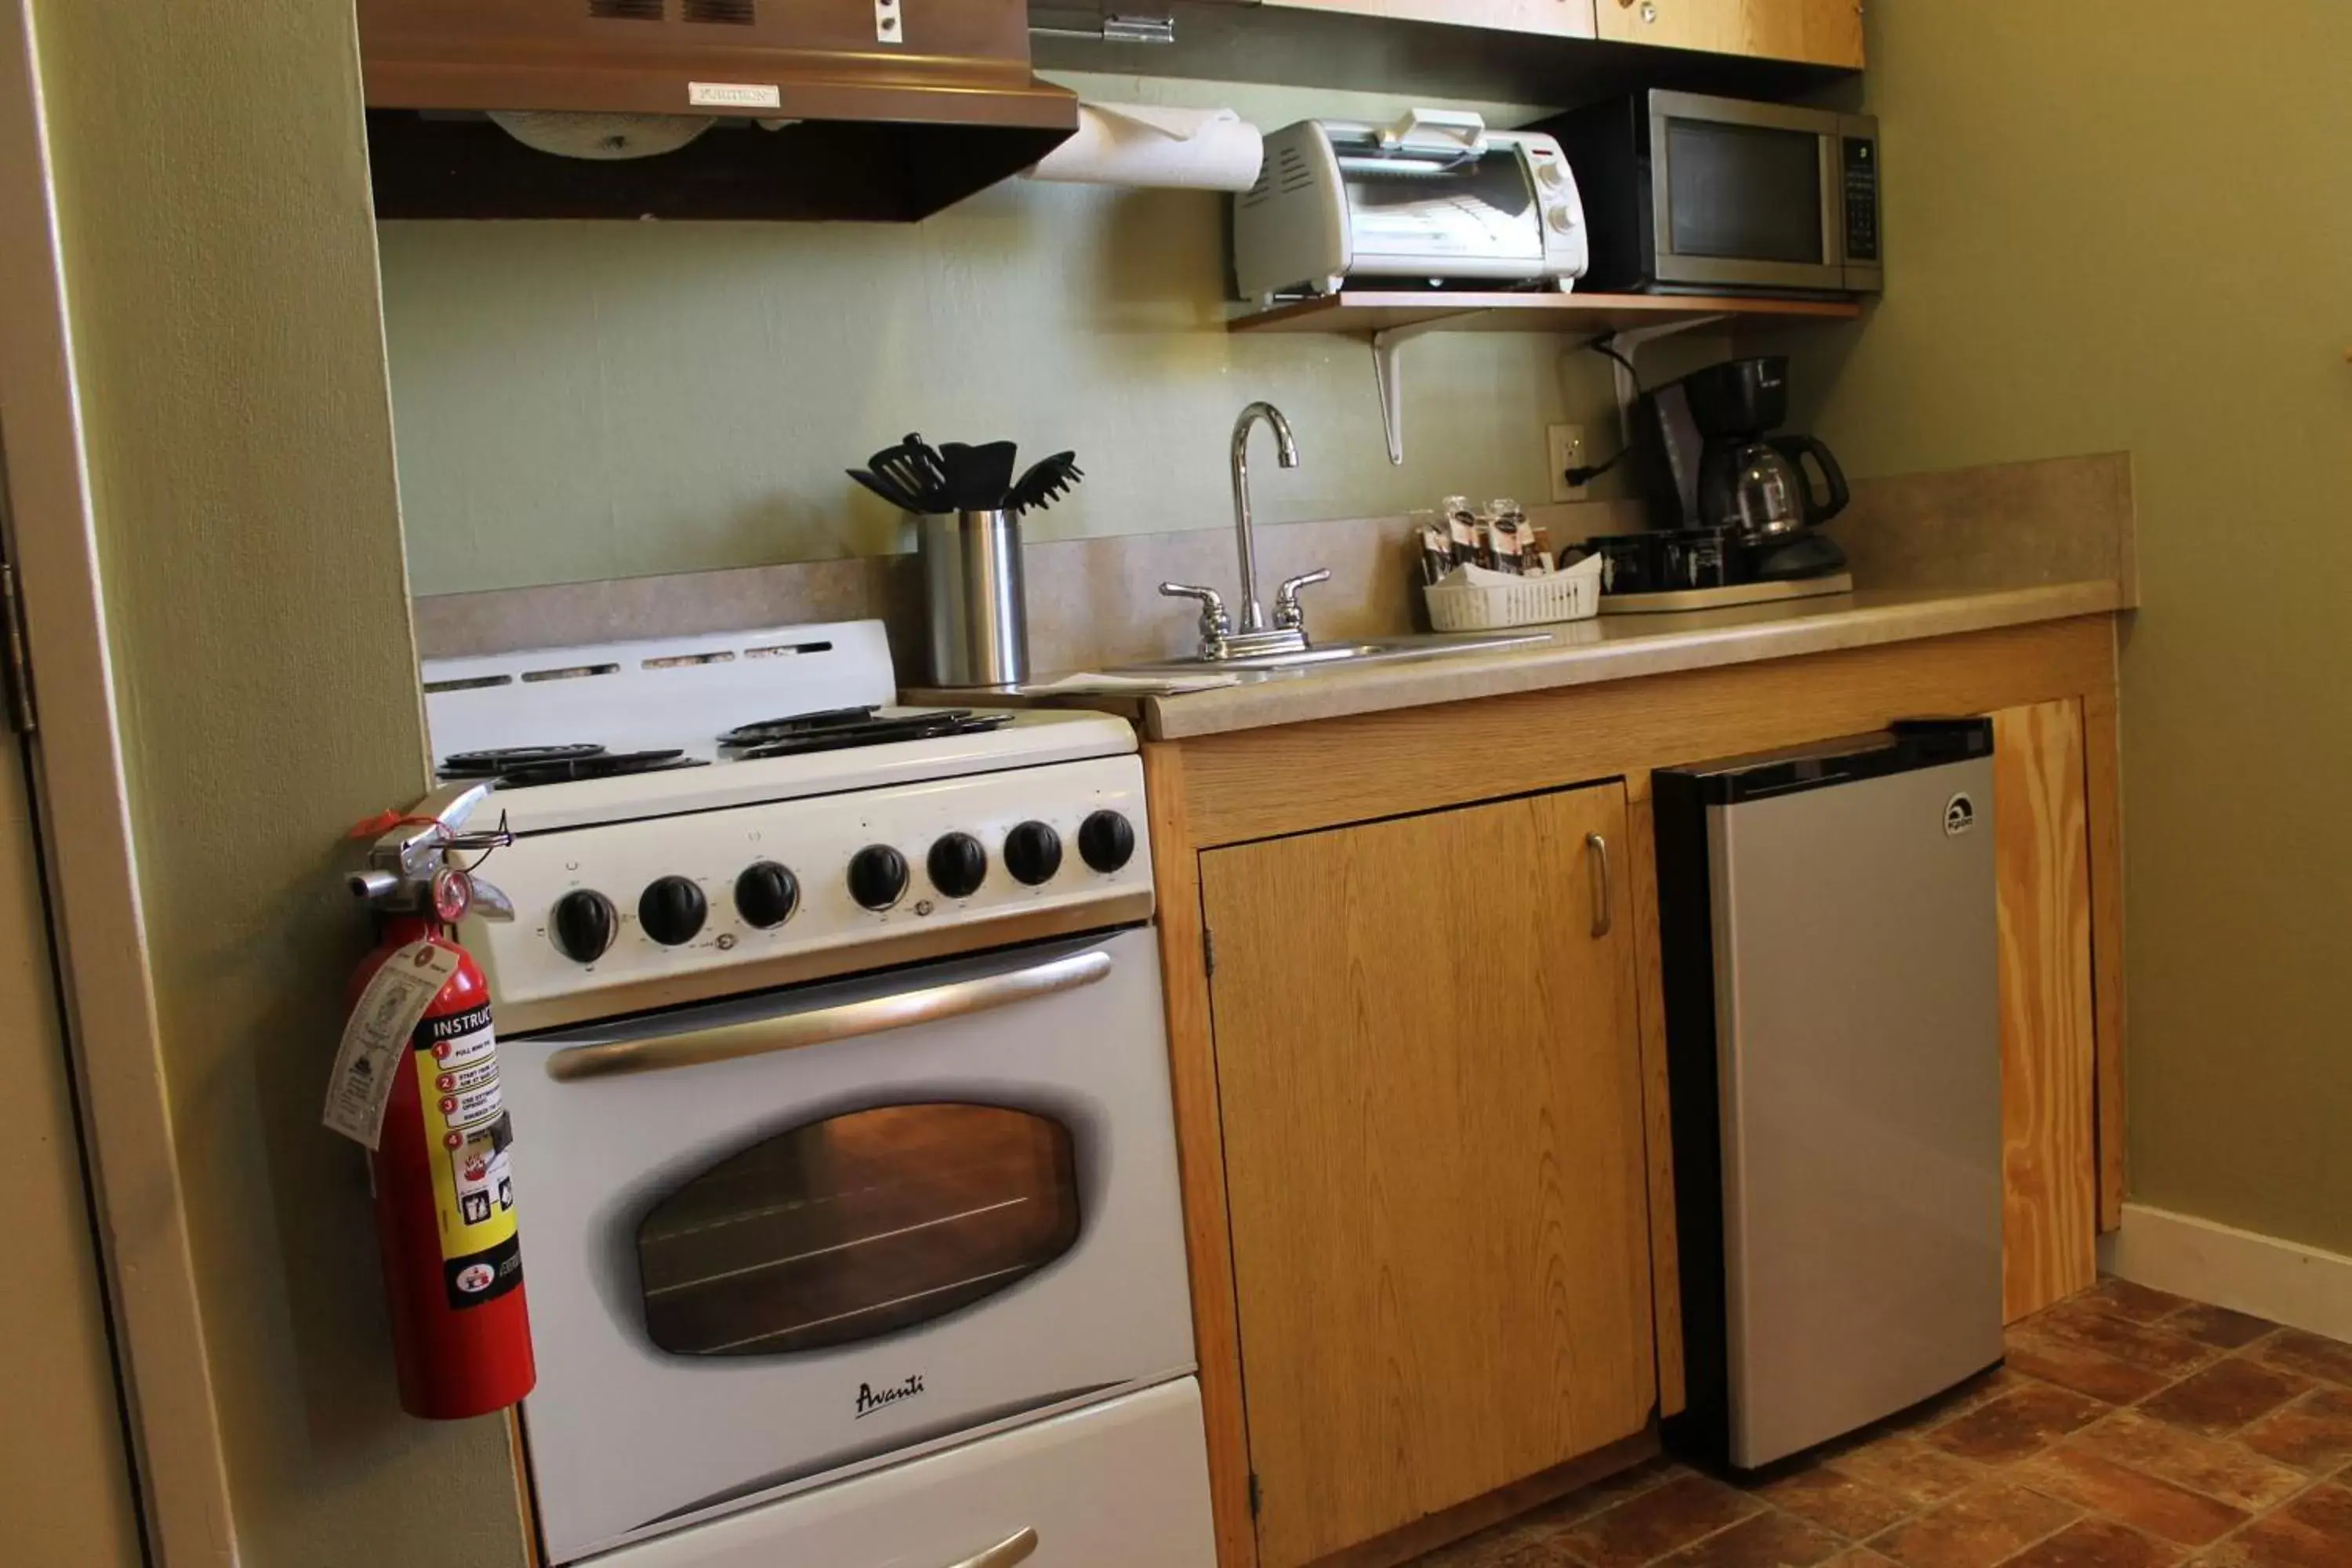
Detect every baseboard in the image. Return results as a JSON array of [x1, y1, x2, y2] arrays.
[[2100, 1203, 2352, 1342], [1305, 1428, 1659, 1568]]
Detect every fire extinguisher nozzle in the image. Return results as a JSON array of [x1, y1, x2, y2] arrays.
[[350, 868, 402, 902]]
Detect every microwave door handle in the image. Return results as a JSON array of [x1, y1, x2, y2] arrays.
[[543, 949, 1113, 1083], [1820, 129, 1843, 270]]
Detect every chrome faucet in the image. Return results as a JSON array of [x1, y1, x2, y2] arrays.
[[1229, 401, 1295, 634], [1160, 401, 1330, 661]]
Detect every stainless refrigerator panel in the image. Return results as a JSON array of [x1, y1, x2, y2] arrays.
[[1708, 756, 2002, 1468]]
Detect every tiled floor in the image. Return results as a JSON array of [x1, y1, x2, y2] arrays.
[[1406, 1280, 2352, 1567]]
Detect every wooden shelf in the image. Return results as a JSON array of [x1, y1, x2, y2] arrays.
[[1227, 290, 1863, 337]]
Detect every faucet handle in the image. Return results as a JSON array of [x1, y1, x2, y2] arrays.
[[1272, 568, 1331, 632], [1160, 582, 1231, 640]]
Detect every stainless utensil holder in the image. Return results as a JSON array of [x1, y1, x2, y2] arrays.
[[919, 508, 1029, 688]]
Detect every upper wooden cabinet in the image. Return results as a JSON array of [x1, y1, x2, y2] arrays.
[[1593, 0, 1864, 66], [1260, 0, 1860, 61], [1030, 0, 1860, 111], [1200, 782, 1657, 1568], [1261, 0, 1598, 39]]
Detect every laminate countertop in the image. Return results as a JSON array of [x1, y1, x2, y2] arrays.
[[929, 583, 2129, 742]]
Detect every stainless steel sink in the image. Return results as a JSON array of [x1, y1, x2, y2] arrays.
[[1111, 629, 1554, 676]]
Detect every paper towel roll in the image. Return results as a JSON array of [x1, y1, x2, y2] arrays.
[[1025, 102, 1265, 192]]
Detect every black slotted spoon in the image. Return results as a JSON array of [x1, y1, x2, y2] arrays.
[[847, 467, 925, 513], [867, 434, 949, 513], [1009, 452, 1083, 517]]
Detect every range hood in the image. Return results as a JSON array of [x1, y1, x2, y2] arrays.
[[358, 0, 1080, 221]]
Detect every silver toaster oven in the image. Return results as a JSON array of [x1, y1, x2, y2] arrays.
[[1232, 111, 1588, 306]]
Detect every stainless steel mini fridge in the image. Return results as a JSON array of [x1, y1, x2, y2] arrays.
[[1654, 720, 2004, 1472]]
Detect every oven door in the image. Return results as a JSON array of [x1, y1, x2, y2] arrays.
[[1646, 90, 1848, 294], [501, 927, 1196, 1565]]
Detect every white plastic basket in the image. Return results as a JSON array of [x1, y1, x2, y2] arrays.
[[1422, 554, 1601, 631]]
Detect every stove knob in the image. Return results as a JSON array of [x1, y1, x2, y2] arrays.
[[638, 876, 709, 947], [551, 889, 619, 964], [734, 860, 800, 929], [927, 833, 989, 899], [848, 844, 909, 911], [1004, 820, 1063, 887], [1078, 809, 1138, 874]]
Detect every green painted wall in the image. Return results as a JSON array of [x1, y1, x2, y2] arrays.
[[1771, 5, 2352, 1250], [383, 74, 1693, 597], [28, 2, 527, 1563]]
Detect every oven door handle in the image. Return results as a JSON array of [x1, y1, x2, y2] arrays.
[[946, 1527, 1038, 1568], [543, 949, 1113, 1083]]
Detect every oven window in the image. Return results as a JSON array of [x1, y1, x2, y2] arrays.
[[635, 1104, 1080, 1357], [1666, 119, 1825, 264]]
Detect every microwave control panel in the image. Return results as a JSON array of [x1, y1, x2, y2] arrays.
[[1842, 136, 1881, 263]]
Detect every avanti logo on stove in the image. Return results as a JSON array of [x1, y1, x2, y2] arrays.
[[854, 1372, 926, 1419]]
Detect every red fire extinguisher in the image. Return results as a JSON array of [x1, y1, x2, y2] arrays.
[[333, 785, 535, 1420]]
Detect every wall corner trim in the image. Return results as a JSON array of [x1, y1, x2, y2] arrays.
[[2100, 1203, 2352, 1344], [1, 0, 241, 1561]]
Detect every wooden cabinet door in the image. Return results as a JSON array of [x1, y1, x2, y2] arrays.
[[1594, 0, 1863, 67], [1265, 0, 1599, 39], [1992, 700, 2099, 1321], [1203, 783, 1655, 1568]]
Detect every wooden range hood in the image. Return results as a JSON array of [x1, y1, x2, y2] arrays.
[[358, 0, 1080, 221]]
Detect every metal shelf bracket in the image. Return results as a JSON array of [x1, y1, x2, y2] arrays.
[[1370, 314, 1482, 466], [1369, 305, 1726, 466], [1594, 314, 1729, 445]]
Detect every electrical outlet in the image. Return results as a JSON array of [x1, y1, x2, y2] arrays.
[[1548, 423, 1588, 503]]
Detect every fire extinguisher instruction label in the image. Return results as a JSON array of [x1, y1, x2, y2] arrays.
[[439, 1076, 505, 1131], [411, 1003, 524, 1309], [423, 1006, 498, 1073], [322, 940, 462, 1149], [452, 1134, 514, 1228], [434, 1057, 498, 1096]]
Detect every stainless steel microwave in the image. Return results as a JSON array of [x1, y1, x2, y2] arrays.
[[1538, 91, 1880, 298]]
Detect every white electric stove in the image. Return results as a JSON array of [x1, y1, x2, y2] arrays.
[[421, 621, 1214, 1568]]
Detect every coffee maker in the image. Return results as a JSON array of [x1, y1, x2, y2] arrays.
[[1627, 355, 1851, 585]]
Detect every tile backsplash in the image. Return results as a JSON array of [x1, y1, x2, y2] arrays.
[[411, 452, 2136, 676]]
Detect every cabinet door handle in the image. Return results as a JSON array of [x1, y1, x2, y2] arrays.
[[944, 1527, 1038, 1568], [1586, 832, 1613, 939]]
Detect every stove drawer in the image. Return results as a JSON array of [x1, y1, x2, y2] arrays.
[[594, 1377, 1215, 1567]]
